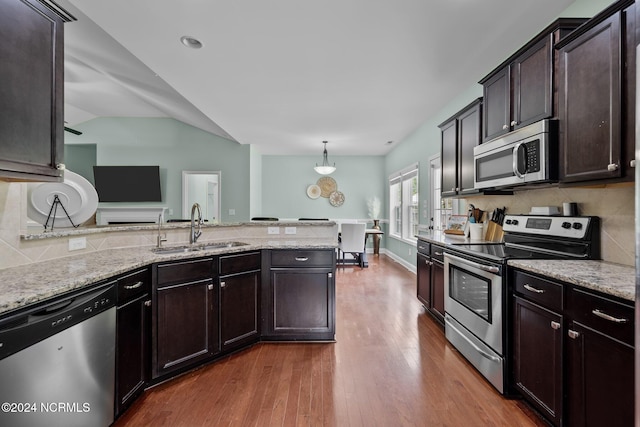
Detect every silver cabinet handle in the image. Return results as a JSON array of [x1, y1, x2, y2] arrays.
[[328, 273, 333, 279], [550, 321, 561, 330], [434, 251, 443, 256], [523, 284, 545, 294], [630, 159, 636, 168], [592, 309, 628, 323], [510, 120, 517, 126], [144, 300, 151, 307], [607, 163, 619, 171], [502, 124, 508, 130], [208, 284, 215, 290], [124, 281, 144, 290], [568, 330, 580, 339], [295, 257, 309, 262], [219, 282, 225, 289]]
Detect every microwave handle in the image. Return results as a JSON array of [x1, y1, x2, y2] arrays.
[[512, 141, 525, 178]]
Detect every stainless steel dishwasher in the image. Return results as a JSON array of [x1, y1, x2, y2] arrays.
[[0, 282, 116, 427]]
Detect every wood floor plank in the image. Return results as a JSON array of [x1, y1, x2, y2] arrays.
[[114, 255, 548, 427]]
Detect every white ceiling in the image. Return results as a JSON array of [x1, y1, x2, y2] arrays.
[[60, 0, 576, 155]]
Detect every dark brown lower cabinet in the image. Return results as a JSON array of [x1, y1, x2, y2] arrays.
[[430, 250, 445, 322], [264, 249, 336, 341], [565, 286, 634, 427], [153, 258, 218, 379], [115, 268, 151, 417], [219, 251, 261, 352], [512, 269, 635, 427], [416, 241, 444, 325], [512, 296, 562, 425], [220, 271, 259, 351]]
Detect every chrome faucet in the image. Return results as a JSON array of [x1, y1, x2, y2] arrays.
[[190, 203, 203, 244], [157, 214, 167, 247]]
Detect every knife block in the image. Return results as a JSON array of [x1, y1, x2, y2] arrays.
[[484, 222, 504, 242]]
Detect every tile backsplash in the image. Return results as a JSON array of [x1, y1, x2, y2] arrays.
[[465, 183, 635, 266], [1, 181, 636, 269]]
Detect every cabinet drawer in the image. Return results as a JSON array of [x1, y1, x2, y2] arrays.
[[271, 250, 334, 267], [156, 258, 215, 287], [220, 251, 261, 276], [431, 245, 445, 264], [513, 271, 563, 312], [567, 287, 634, 346], [117, 268, 150, 304], [417, 241, 430, 256]]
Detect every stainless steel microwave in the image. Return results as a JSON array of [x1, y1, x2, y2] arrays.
[[473, 119, 558, 190]]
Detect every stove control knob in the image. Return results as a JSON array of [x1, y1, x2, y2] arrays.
[[511, 219, 519, 226], [505, 219, 512, 225], [572, 222, 583, 230], [561, 222, 572, 229]]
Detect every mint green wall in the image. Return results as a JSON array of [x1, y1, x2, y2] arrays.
[[66, 117, 250, 222], [249, 145, 263, 219], [64, 143, 96, 185], [261, 155, 385, 222]]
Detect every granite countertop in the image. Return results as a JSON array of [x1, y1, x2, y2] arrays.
[[416, 231, 635, 303], [508, 259, 635, 302], [0, 237, 337, 316]]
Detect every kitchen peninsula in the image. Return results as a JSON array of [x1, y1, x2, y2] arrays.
[[0, 220, 338, 421]]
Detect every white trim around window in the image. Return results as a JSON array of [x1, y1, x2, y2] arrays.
[[389, 162, 419, 244]]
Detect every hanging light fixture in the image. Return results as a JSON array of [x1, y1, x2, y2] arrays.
[[314, 141, 336, 175]]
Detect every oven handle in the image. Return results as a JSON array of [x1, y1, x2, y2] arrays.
[[444, 253, 500, 274], [445, 316, 501, 363], [504, 242, 589, 259]]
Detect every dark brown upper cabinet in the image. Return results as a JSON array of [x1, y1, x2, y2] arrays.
[[480, 19, 587, 143], [557, 0, 636, 185], [439, 98, 482, 198], [0, 0, 74, 182]]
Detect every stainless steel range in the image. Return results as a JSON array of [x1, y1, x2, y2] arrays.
[[443, 214, 600, 394]]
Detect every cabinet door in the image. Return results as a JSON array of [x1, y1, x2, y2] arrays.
[[416, 253, 432, 307], [513, 36, 553, 128], [558, 13, 622, 183], [566, 321, 634, 427], [440, 119, 458, 197], [154, 278, 218, 378], [457, 101, 482, 195], [268, 268, 335, 341], [431, 259, 445, 323], [220, 271, 260, 351], [512, 297, 563, 426], [116, 293, 150, 415], [0, 0, 66, 181], [482, 67, 510, 142]]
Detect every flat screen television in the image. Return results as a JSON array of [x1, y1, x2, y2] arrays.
[[93, 166, 162, 202]]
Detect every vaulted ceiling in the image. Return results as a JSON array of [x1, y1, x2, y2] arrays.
[[61, 0, 576, 155]]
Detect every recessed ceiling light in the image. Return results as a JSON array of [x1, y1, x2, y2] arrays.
[[180, 36, 203, 49], [386, 140, 393, 144]]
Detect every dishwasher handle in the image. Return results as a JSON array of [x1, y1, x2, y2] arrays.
[[0, 282, 117, 360]]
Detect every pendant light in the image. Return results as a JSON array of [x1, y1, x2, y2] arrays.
[[314, 141, 336, 175]]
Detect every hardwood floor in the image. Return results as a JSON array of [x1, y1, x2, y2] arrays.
[[115, 255, 546, 426]]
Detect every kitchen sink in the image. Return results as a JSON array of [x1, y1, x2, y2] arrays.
[[152, 241, 248, 255]]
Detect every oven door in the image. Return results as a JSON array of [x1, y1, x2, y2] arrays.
[[444, 252, 503, 354]]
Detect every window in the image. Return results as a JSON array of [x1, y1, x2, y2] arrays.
[[429, 154, 465, 231], [389, 163, 419, 242]]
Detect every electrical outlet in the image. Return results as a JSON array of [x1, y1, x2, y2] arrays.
[[69, 237, 86, 251], [285, 227, 296, 235], [229, 209, 236, 216], [268, 227, 280, 235]]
